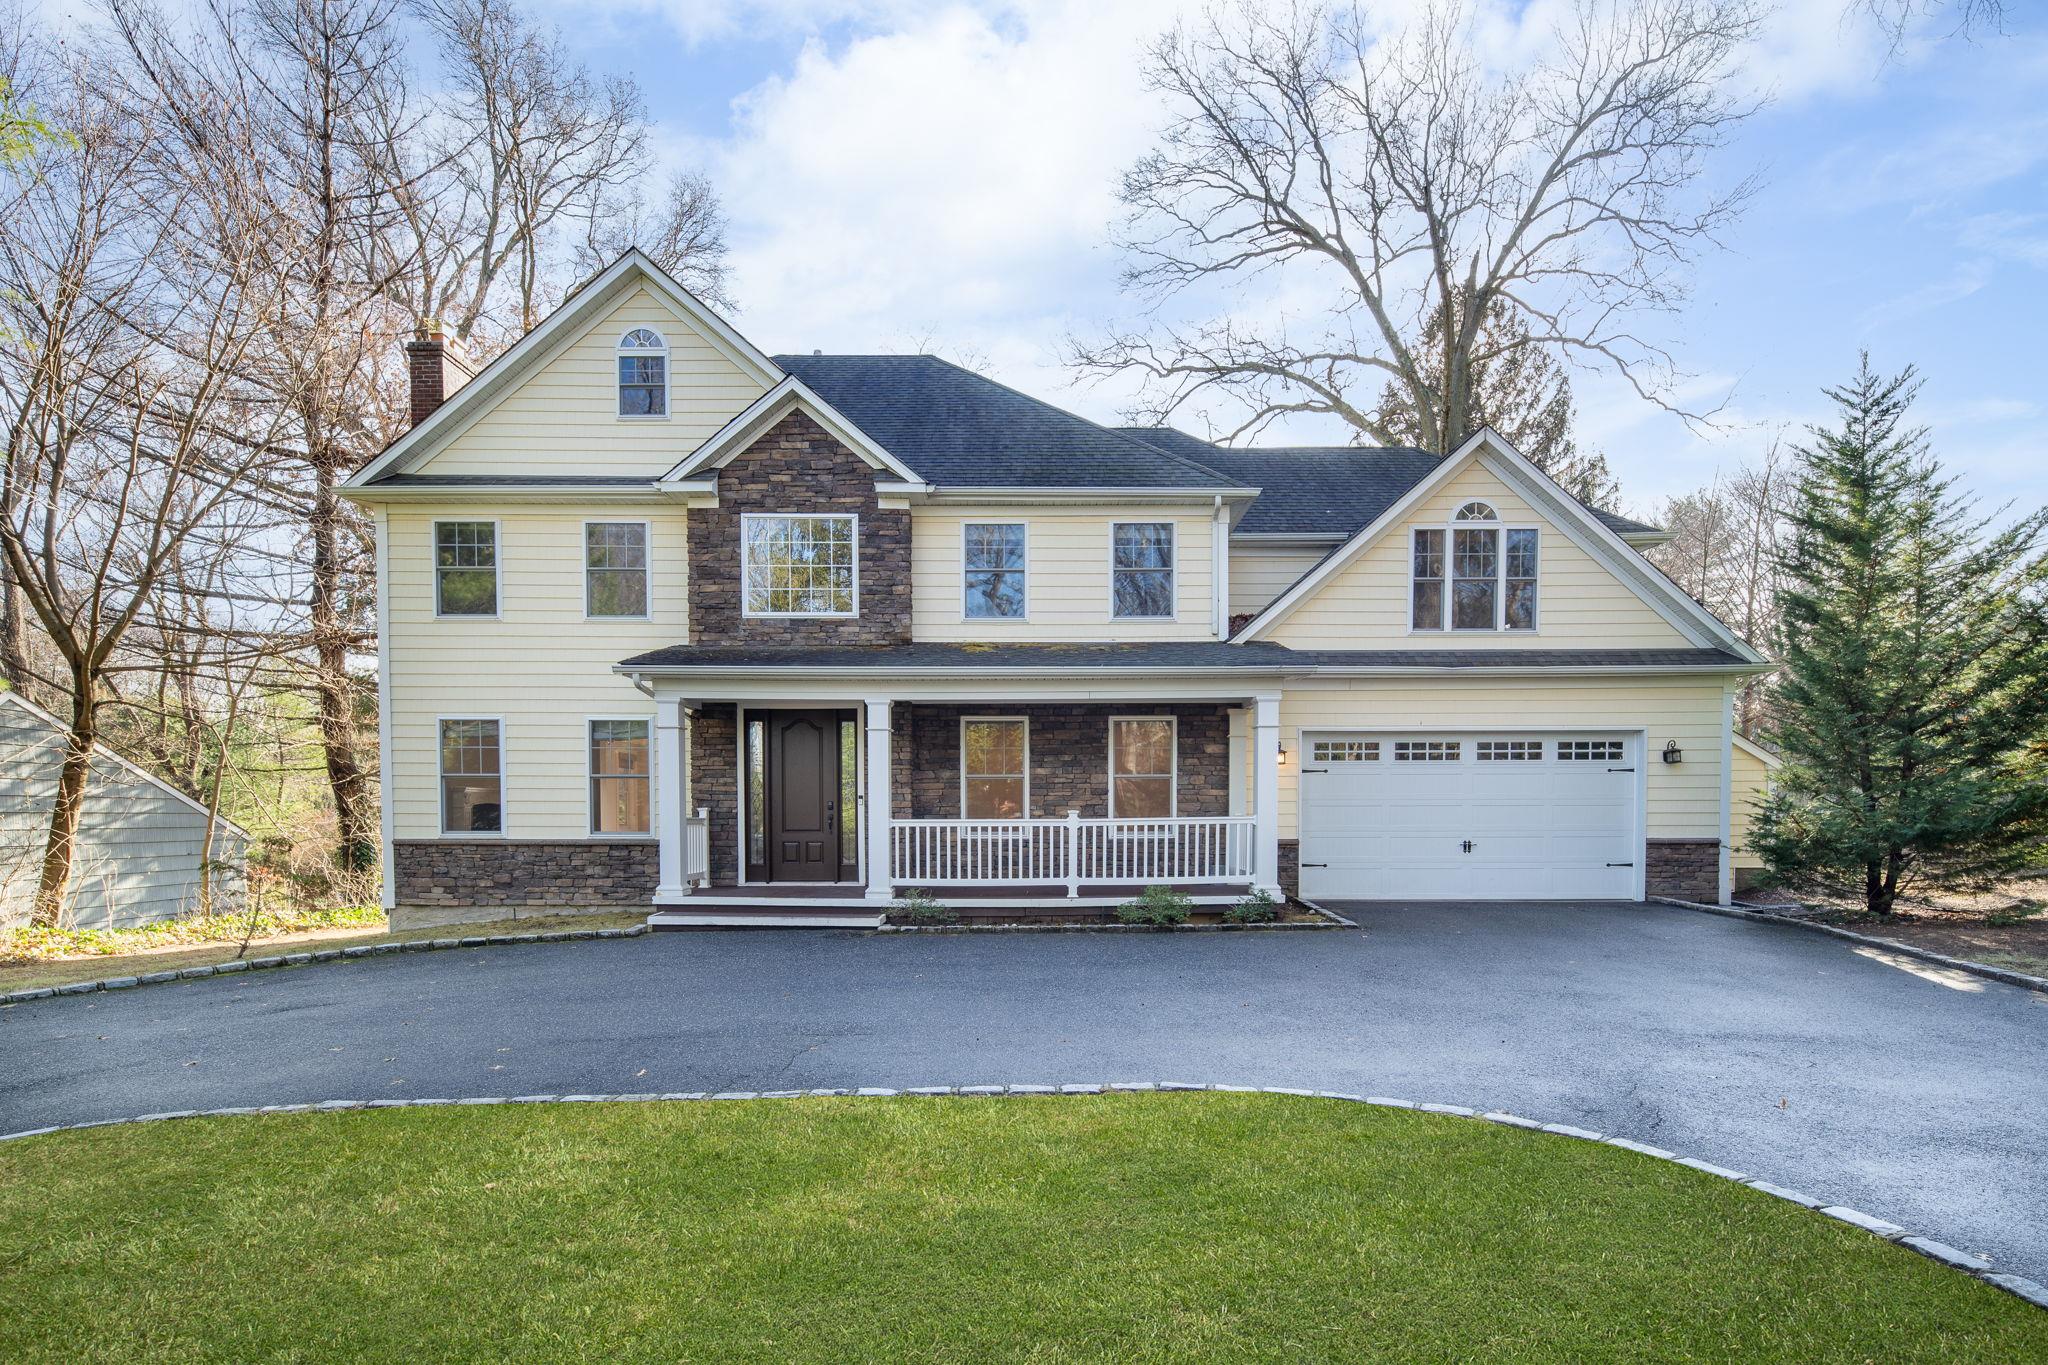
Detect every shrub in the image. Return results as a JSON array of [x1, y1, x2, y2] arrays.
[[892, 889, 957, 926], [1116, 885, 1193, 926], [1225, 888, 1282, 924]]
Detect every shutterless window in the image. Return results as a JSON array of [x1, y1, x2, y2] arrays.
[[1110, 717, 1176, 818], [1452, 525, 1499, 630], [589, 719, 650, 834], [586, 522, 649, 617], [439, 719, 502, 834], [1111, 523, 1175, 619], [963, 523, 1026, 619], [961, 718, 1027, 819], [743, 515, 856, 616], [435, 521, 497, 616], [1394, 740, 1461, 762], [1412, 529, 1445, 631], [1477, 739, 1543, 761], [1504, 529, 1538, 630], [617, 328, 667, 417], [1313, 740, 1380, 763]]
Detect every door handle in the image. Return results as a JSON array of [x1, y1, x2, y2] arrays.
[[1460, 840, 1474, 853]]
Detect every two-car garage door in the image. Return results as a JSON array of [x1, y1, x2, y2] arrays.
[[1297, 732, 1640, 901]]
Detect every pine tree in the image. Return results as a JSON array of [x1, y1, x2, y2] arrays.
[[1755, 358, 2048, 915]]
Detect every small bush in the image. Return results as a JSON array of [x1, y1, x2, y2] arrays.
[[1225, 888, 1282, 924], [1116, 885, 1193, 926], [892, 889, 957, 926], [1987, 900, 2046, 928]]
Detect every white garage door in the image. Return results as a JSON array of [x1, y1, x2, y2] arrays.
[[1297, 732, 1640, 901]]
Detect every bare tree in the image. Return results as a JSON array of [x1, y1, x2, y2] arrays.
[[580, 169, 733, 309], [1072, 0, 1764, 454], [1855, 0, 2008, 53]]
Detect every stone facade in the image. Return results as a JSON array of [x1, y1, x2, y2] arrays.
[[1277, 839, 1300, 897], [391, 839, 656, 913], [689, 704, 742, 886], [686, 410, 911, 646], [1646, 837, 1720, 902]]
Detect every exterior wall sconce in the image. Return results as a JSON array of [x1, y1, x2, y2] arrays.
[[1277, 742, 1291, 766], [1662, 740, 1683, 765]]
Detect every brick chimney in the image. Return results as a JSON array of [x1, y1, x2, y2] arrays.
[[405, 323, 476, 427]]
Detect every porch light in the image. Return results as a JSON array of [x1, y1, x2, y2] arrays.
[[1277, 741, 1291, 766], [1661, 740, 1683, 765]]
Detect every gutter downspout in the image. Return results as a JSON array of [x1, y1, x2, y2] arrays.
[[1212, 496, 1229, 641]]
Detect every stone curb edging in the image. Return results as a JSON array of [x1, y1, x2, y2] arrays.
[[1652, 897, 2048, 994], [0, 1083, 2039, 1314], [0, 924, 652, 1008]]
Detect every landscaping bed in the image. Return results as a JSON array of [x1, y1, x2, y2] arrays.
[[1749, 875, 2048, 979], [0, 1093, 2039, 1362]]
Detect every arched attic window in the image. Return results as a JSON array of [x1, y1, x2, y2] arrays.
[[617, 328, 668, 417], [1454, 500, 1498, 521]]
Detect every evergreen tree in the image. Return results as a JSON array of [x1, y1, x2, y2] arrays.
[[1378, 297, 1621, 507], [1755, 358, 2048, 915]]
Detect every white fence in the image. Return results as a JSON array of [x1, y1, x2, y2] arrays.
[[890, 814, 1255, 893], [683, 809, 710, 885]]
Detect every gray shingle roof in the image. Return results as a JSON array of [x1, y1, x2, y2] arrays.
[[1299, 648, 1749, 669], [773, 355, 1248, 491], [616, 642, 1751, 672]]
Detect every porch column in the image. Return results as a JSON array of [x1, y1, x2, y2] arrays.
[[863, 698, 894, 904], [1252, 692, 1282, 896], [654, 695, 688, 903]]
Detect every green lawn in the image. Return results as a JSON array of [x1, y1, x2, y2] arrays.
[[0, 1094, 2038, 1362]]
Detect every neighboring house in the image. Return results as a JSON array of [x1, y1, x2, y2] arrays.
[[343, 251, 1768, 929], [1730, 734, 1781, 893], [0, 692, 250, 929]]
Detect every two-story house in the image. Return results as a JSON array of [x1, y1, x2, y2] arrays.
[[343, 251, 1766, 929]]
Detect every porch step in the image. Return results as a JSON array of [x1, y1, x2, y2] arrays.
[[647, 908, 884, 930]]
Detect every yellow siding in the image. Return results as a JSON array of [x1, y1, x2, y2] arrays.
[[384, 503, 687, 840], [417, 286, 766, 479], [910, 507, 1218, 640], [1229, 544, 1329, 617], [1732, 740, 1775, 870], [1265, 458, 1692, 649], [1277, 675, 1726, 841]]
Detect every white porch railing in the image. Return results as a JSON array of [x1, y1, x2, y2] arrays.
[[890, 814, 1256, 894], [683, 808, 710, 886]]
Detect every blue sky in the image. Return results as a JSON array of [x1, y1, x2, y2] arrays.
[[537, 0, 2045, 520]]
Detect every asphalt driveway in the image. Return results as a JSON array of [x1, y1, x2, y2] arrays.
[[5, 901, 2045, 1279]]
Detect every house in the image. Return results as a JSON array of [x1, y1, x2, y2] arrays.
[[0, 692, 249, 929], [1730, 734, 1781, 893], [342, 251, 1767, 929]]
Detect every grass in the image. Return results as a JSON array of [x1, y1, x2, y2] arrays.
[[0, 909, 648, 995], [0, 1094, 2039, 1363]]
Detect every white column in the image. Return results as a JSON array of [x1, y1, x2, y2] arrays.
[[1252, 693, 1282, 896], [864, 698, 895, 904], [654, 696, 687, 903]]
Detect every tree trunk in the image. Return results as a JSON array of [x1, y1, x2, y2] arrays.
[[1864, 858, 1892, 917], [0, 572, 31, 696], [30, 689, 95, 928], [309, 457, 375, 872]]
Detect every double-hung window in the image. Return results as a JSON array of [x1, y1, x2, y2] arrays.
[[961, 717, 1027, 819], [617, 328, 667, 417], [435, 521, 498, 616], [963, 523, 1026, 619], [1411, 502, 1537, 631], [1110, 717, 1176, 818], [742, 514, 856, 616], [439, 719, 503, 834], [589, 719, 651, 834], [1111, 522, 1174, 619], [585, 521, 649, 618]]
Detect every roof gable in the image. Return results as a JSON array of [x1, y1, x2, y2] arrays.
[[0, 692, 252, 837], [660, 375, 925, 487]]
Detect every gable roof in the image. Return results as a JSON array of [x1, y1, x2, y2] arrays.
[[0, 692, 252, 838], [1231, 427, 1764, 661], [775, 355, 1251, 492], [660, 374, 927, 487], [347, 250, 781, 488]]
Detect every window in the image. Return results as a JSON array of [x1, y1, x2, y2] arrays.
[[1558, 739, 1626, 762], [439, 719, 502, 834], [1312, 739, 1380, 763], [1455, 501, 1498, 521], [1452, 526, 1498, 630], [589, 720, 651, 834], [963, 523, 1026, 619], [617, 328, 667, 417], [961, 718, 1028, 819], [742, 514, 856, 616], [434, 521, 498, 616], [585, 522, 649, 618], [1412, 529, 1444, 631], [1111, 522, 1175, 619], [1394, 740, 1461, 762], [1110, 717, 1176, 817], [1477, 739, 1543, 761], [1505, 529, 1538, 630]]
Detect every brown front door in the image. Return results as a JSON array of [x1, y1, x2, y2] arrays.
[[768, 710, 841, 882]]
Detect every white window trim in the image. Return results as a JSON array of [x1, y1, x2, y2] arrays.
[[437, 715, 506, 838], [587, 715, 656, 839], [616, 327, 670, 422], [583, 518, 653, 621], [739, 512, 861, 619], [1108, 714, 1178, 819], [1408, 519, 1540, 634], [1109, 520, 1178, 622], [959, 715, 1030, 820], [433, 518, 502, 621], [961, 521, 1029, 622]]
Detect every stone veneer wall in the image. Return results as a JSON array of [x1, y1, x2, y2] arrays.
[[689, 704, 742, 887], [391, 839, 656, 911], [1277, 839, 1300, 897], [889, 704, 1232, 821], [1645, 837, 1721, 902], [686, 410, 911, 646]]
